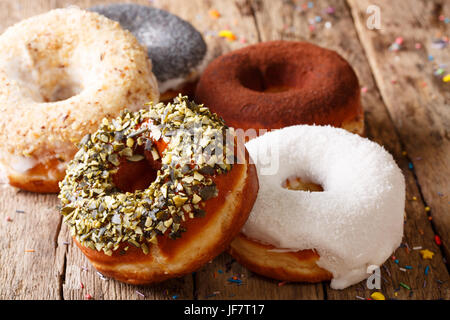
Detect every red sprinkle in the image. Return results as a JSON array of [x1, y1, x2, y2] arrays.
[[85, 293, 92, 300], [80, 282, 84, 289], [435, 235, 442, 246]]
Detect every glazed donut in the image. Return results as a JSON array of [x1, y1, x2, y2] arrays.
[[229, 125, 405, 289], [0, 8, 159, 193], [91, 4, 208, 102], [59, 96, 258, 284], [195, 41, 364, 136]]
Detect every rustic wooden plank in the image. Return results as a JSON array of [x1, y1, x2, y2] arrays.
[[249, 0, 449, 299], [0, 184, 65, 299], [347, 0, 450, 262]]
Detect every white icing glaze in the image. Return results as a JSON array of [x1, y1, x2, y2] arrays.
[[244, 125, 405, 289]]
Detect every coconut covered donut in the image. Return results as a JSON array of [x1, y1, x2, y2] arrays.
[[195, 41, 364, 136], [59, 96, 258, 284], [0, 8, 159, 193], [91, 3, 208, 102], [229, 125, 405, 289]]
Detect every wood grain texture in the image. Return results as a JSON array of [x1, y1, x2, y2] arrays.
[[0, 0, 448, 300], [347, 0, 450, 261], [249, 0, 449, 300]]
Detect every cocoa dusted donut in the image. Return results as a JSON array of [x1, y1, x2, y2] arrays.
[[195, 41, 364, 136], [59, 96, 258, 284]]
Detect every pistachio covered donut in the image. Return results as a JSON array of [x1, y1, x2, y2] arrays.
[[59, 96, 258, 284]]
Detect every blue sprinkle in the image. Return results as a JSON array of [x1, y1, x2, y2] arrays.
[[218, 269, 224, 274], [424, 265, 430, 275], [405, 265, 413, 270], [394, 259, 399, 264], [172, 295, 179, 300], [445, 17, 450, 24], [227, 277, 242, 284], [308, 2, 314, 8], [428, 55, 434, 61], [315, 16, 322, 22], [408, 162, 414, 170]]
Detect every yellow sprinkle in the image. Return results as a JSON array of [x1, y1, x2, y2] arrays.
[[425, 206, 431, 212], [394, 292, 398, 297], [412, 196, 417, 201], [443, 74, 450, 82], [420, 249, 434, 260], [370, 292, 386, 300], [209, 9, 221, 19], [219, 30, 237, 41], [402, 151, 407, 156]]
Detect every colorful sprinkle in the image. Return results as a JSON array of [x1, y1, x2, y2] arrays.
[[425, 206, 431, 212], [370, 292, 386, 300], [399, 282, 411, 290], [405, 265, 413, 270], [172, 295, 179, 300], [408, 162, 413, 170], [443, 74, 450, 82], [413, 246, 422, 250], [424, 265, 430, 275], [420, 249, 435, 260], [219, 30, 237, 41], [209, 9, 221, 19], [227, 277, 242, 284], [136, 290, 145, 298], [434, 235, 442, 246], [85, 293, 92, 300], [394, 259, 399, 264], [5, 216, 12, 222]]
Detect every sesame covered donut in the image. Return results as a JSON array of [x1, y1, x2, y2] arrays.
[[229, 125, 405, 289], [59, 96, 258, 284], [91, 4, 208, 102], [0, 8, 159, 193], [195, 41, 364, 136]]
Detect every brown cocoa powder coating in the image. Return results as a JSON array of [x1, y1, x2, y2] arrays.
[[195, 41, 362, 131]]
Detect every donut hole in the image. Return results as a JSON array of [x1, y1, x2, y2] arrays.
[[113, 151, 162, 193], [39, 78, 83, 102], [238, 63, 301, 93], [282, 176, 323, 192], [6, 40, 85, 103]]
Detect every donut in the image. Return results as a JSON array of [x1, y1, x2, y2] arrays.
[[91, 4, 207, 102], [0, 8, 159, 193], [58, 96, 258, 284], [195, 41, 364, 136], [229, 125, 405, 289]]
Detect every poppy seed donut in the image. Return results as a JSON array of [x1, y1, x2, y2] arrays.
[[0, 8, 159, 193], [90, 3, 207, 102], [195, 41, 364, 136]]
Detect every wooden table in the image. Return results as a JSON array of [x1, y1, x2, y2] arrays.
[[0, 0, 448, 300]]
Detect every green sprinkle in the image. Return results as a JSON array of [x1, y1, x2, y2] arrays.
[[399, 282, 411, 290]]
